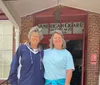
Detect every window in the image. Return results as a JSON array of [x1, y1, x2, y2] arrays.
[[0, 20, 13, 79]]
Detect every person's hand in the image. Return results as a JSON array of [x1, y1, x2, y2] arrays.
[[65, 82, 69, 85]]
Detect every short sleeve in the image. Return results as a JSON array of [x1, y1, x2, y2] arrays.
[[66, 51, 75, 71]]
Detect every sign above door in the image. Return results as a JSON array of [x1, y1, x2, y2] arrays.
[[38, 22, 84, 35]]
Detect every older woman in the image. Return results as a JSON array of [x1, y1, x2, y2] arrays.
[[43, 30, 75, 85], [8, 26, 44, 85]]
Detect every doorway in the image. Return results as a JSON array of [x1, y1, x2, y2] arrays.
[[67, 40, 82, 85]]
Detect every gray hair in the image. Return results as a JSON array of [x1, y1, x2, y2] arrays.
[[49, 30, 66, 49], [28, 26, 43, 41]]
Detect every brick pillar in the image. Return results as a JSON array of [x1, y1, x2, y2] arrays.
[[20, 15, 35, 43], [86, 12, 100, 85], [13, 26, 15, 55]]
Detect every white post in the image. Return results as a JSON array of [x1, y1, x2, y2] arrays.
[[15, 28, 20, 50]]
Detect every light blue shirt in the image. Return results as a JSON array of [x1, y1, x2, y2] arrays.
[[43, 48, 75, 80]]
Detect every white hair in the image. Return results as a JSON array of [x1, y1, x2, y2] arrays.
[[28, 26, 43, 41], [49, 30, 66, 49]]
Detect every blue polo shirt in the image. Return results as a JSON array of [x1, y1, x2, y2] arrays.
[[43, 48, 75, 80]]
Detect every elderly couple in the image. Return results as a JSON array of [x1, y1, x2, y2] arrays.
[[8, 26, 75, 85]]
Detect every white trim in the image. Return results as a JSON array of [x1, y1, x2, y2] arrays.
[[21, 5, 57, 17], [26, 45, 39, 54], [0, 0, 20, 28], [15, 28, 20, 50], [17, 56, 22, 79]]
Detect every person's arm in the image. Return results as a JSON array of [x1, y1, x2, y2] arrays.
[[8, 45, 21, 85], [65, 51, 75, 85], [65, 69, 73, 85]]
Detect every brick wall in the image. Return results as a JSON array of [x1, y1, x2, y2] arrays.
[[85, 12, 100, 85], [13, 26, 15, 55], [20, 15, 35, 43]]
